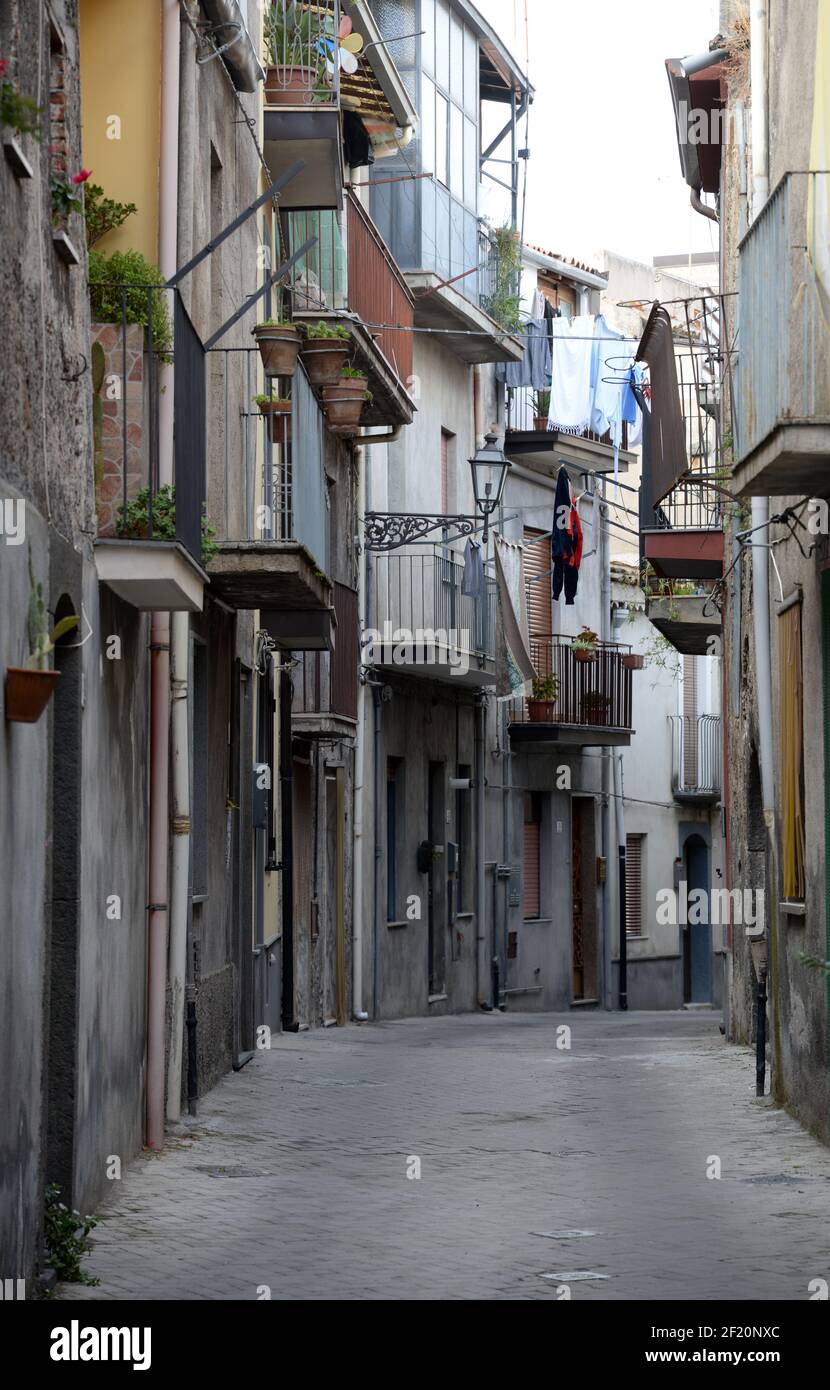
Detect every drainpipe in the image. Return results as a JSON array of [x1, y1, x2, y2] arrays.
[[352, 444, 369, 1020], [372, 681, 383, 1018], [166, 611, 190, 1121], [614, 752, 628, 1011], [749, 0, 774, 1098], [280, 661, 296, 1030], [599, 486, 614, 1010], [146, 0, 181, 1150], [474, 693, 488, 1007]]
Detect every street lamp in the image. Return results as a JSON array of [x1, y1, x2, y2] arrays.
[[469, 432, 511, 543]]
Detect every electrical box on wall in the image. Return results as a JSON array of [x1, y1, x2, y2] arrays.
[[596, 855, 607, 884]]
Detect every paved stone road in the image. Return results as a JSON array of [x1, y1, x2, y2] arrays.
[[59, 1012, 830, 1301]]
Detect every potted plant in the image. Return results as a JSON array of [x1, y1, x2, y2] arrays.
[[527, 672, 559, 722], [252, 316, 302, 378], [581, 689, 612, 727], [572, 626, 599, 663], [253, 392, 292, 445], [5, 570, 79, 723], [532, 388, 550, 431], [300, 320, 351, 386], [323, 367, 370, 432], [115, 484, 217, 564], [622, 651, 645, 670], [263, 2, 333, 106]]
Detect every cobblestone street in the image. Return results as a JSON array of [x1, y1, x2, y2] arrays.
[[59, 1011, 830, 1302]]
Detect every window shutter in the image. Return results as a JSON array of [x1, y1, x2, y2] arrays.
[[683, 656, 698, 787], [441, 430, 450, 515], [523, 527, 551, 638], [523, 793, 541, 919], [625, 833, 643, 935]]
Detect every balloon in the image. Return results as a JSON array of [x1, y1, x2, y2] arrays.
[[342, 33, 363, 53]]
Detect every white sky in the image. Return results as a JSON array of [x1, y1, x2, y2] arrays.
[[474, 0, 721, 266]]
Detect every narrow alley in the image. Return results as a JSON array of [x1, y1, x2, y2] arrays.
[[60, 1012, 830, 1302]]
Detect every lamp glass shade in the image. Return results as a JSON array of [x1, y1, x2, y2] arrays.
[[469, 431, 510, 515]]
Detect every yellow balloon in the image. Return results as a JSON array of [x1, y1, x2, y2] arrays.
[[342, 33, 363, 53]]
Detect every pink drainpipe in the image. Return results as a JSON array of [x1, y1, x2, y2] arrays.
[[145, 0, 180, 1150]]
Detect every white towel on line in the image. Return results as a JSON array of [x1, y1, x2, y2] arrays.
[[547, 315, 595, 434]]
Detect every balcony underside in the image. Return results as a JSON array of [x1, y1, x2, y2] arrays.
[[643, 528, 724, 581], [647, 596, 721, 655], [508, 721, 632, 748], [732, 420, 830, 497], [373, 643, 497, 688], [405, 272, 524, 364], [506, 430, 633, 477], [294, 311, 415, 428], [94, 540, 206, 612], [264, 107, 343, 210], [291, 711, 357, 741], [207, 542, 332, 617], [673, 787, 721, 805]]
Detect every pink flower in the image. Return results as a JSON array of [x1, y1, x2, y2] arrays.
[[0, 59, 9, 77], [71, 168, 92, 184]]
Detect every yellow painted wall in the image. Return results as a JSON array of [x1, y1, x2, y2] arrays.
[[79, 0, 161, 264]]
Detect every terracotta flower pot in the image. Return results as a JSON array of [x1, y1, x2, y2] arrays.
[[622, 652, 644, 670], [574, 647, 597, 664], [534, 415, 548, 431], [301, 340, 350, 387], [5, 666, 60, 723], [527, 699, 556, 723], [264, 65, 318, 106], [323, 375, 368, 432], [257, 400, 292, 445], [583, 701, 610, 726], [253, 323, 301, 378]]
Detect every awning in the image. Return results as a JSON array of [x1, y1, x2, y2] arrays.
[[636, 305, 687, 507], [665, 48, 729, 196]]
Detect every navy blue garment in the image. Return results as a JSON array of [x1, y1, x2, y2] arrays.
[[551, 465, 572, 603]]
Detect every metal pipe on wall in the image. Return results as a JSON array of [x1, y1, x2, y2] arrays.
[[474, 693, 488, 1006], [280, 662, 296, 1030], [352, 445, 369, 1020], [166, 611, 191, 1120], [372, 681, 383, 1018]]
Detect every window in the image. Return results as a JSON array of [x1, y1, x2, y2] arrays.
[[435, 91, 449, 186], [191, 640, 209, 899], [625, 834, 644, 935], [387, 758, 402, 920], [779, 601, 806, 900], [523, 792, 542, 919], [523, 527, 551, 638]]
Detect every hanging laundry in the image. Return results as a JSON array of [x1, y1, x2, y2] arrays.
[[530, 287, 546, 320], [494, 535, 536, 694], [551, 465, 584, 605], [343, 110, 375, 169], [547, 315, 595, 433], [495, 318, 551, 389], [461, 538, 484, 598]]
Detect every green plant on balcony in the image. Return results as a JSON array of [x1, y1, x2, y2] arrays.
[[115, 484, 217, 564], [84, 181, 137, 249], [582, 689, 612, 725], [263, 2, 334, 104], [302, 320, 350, 341], [532, 388, 550, 427], [572, 626, 599, 662], [482, 223, 522, 332], [340, 365, 364, 378], [253, 316, 301, 377], [527, 672, 559, 723], [0, 59, 41, 137], [89, 248, 173, 359], [253, 392, 292, 445], [4, 553, 79, 723]]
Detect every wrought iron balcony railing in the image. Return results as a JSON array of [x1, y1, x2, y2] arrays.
[[508, 635, 634, 734], [736, 171, 830, 470], [369, 547, 497, 681], [669, 713, 722, 800], [262, 0, 341, 108], [92, 284, 206, 566]]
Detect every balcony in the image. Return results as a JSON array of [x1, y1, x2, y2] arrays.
[[669, 714, 722, 804], [508, 636, 634, 746], [92, 288, 207, 612], [204, 350, 334, 649], [285, 192, 415, 427], [643, 478, 724, 581], [369, 548, 497, 688], [646, 591, 721, 656], [734, 171, 830, 496], [292, 581, 359, 739], [405, 226, 525, 366], [262, 0, 343, 210], [504, 385, 636, 476]]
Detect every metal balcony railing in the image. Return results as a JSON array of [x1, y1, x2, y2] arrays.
[[207, 345, 327, 572], [505, 383, 631, 450], [736, 171, 830, 462], [284, 190, 414, 386], [509, 635, 634, 731], [262, 0, 341, 107], [294, 581, 359, 721], [370, 548, 497, 673], [91, 284, 206, 566], [669, 713, 722, 798]]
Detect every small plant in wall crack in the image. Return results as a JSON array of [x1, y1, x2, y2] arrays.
[[0, 58, 42, 137], [44, 1184, 99, 1285], [51, 168, 91, 228]]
